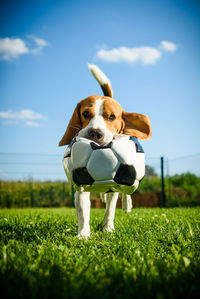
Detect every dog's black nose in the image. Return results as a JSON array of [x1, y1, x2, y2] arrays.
[[88, 129, 103, 141]]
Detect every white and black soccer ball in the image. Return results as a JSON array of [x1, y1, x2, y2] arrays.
[[63, 135, 145, 195]]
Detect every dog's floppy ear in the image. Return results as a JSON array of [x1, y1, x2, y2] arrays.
[[122, 111, 152, 140], [58, 103, 81, 146]]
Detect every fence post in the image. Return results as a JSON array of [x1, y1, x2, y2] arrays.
[[30, 182, 34, 207], [161, 156, 166, 207]]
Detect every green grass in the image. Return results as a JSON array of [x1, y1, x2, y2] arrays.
[[0, 207, 200, 299]]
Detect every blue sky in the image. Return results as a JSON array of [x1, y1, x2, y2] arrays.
[[0, 0, 200, 180]]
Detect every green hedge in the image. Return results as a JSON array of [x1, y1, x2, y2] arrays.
[[0, 181, 71, 208], [0, 173, 199, 208], [166, 173, 200, 207]]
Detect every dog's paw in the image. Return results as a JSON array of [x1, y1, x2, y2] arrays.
[[124, 209, 132, 214], [102, 225, 115, 233], [77, 230, 90, 240]]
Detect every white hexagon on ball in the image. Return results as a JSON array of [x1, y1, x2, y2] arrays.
[[111, 138, 136, 164], [87, 148, 120, 181], [71, 137, 93, 169], [132, 154, 145, 181]]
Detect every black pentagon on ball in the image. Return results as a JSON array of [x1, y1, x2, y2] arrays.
[[114, 164, 136, 186], [73, 167, 94, 186]]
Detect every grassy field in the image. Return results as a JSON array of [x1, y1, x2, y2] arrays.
[[0, 207, 200, 299]]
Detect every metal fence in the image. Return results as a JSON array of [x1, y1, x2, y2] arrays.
[[0, 151, 199, 208], [0, 152, 199, 181]]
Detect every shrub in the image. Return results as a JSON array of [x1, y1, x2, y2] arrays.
[[0, 181, 71, 208], [166, 173, 200, 207], [0, 172, 199, 208]]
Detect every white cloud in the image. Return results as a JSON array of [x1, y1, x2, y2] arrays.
[[0, 109, 46, 120], [96, 41, 177, 65], [0, 37, 29, 60], [28, 35, 50, 54], [97, 46, 162, 65], [25, 121, 40, 127], [0, 109, 46, 127], [0, 36, 49, 61], [160, 41, 177, 52], [34, 37, 49, 47]]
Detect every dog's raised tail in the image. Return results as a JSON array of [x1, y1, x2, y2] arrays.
[[88, 64, 113, 98]]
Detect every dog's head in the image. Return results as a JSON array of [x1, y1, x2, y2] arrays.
[[59, 65, 151, 146]]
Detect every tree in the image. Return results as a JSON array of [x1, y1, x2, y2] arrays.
[[145, 165, 158, 177]]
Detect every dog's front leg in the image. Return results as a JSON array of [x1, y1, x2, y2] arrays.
[[75, 190, 91, 239], [102, 192, 119, 232]]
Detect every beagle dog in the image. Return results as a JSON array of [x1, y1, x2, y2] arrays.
[[59, 64, 151, 238]]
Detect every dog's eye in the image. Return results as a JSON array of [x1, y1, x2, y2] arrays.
[[108, 114, 116, 121], [82, 111, 90, 119]]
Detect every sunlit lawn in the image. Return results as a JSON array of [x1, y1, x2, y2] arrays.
[[0, 207, 200, 298]]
